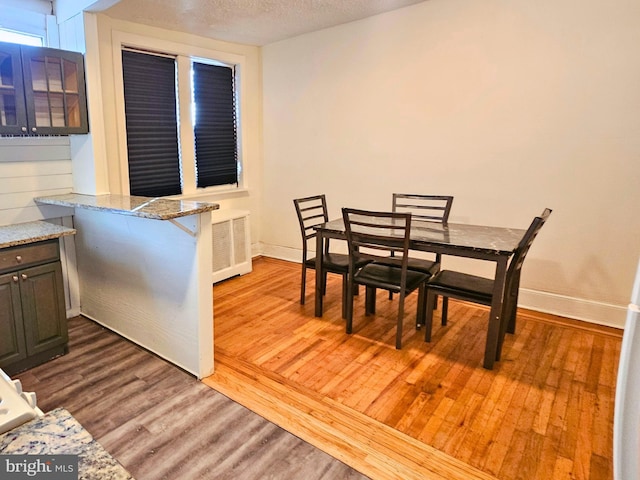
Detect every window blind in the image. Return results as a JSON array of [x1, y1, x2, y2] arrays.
[[193, 62, 238, 188], [122, 50, 181, 197]]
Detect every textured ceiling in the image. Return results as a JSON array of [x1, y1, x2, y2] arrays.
[[98, 0, 427, 46]]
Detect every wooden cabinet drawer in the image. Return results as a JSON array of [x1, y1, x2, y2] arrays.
[[0, 240, 59, 274]]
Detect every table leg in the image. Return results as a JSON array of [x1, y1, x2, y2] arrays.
[[483, 257, 509, 369], [314, 231, 324, 317]]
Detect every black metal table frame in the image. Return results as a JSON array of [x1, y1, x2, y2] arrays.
[[314, 218, 526, 370]]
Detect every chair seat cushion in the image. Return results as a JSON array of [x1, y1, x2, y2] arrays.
[[305, 253, 369, 273], [355, 264, 429, 293], [428, 270, 494, 304], [375, 256, 439, 276]]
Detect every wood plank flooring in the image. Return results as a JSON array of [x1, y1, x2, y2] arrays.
[[15, 316, 368, 480], [205, 257, 622, 480]]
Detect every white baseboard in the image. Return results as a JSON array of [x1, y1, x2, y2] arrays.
[[259, 243, 301, 263], [518, 289, 626, 329], [258, 244, 627, 330]]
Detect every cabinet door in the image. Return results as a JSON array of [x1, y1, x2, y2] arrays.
[[0, 42, 28, 135], [0, 272, 27, 367], [21, 45, 88, 135], [19, 262, 68, 356]]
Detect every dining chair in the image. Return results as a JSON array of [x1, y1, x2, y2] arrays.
[[293, 195, 367, 319], [380, 194, 454, 318], [342, 208, 430, 349], [422, 208, 552, 358]]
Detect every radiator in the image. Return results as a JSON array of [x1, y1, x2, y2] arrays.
[[211, 209, 252, 283]]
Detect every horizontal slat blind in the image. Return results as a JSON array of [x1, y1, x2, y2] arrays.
[[193, 62, 238, 188], [122, 50, 181, 197]]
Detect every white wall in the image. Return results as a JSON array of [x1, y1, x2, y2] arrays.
[[0, 137, 74, 225], [261, 0, 640, 327]]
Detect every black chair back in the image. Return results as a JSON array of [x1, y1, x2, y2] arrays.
[[507, 208, 552, 283], [293, 194, 330, 260], [341, 208, 412, 277], [392, 194, 454, 223]]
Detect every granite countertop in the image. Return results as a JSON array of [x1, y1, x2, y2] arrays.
[[0, 221, 76, 249], [35, 193, 219, 220], [0, 407, 134, 479]]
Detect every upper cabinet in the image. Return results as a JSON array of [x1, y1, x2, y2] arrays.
[[0, 42, 89, 135]]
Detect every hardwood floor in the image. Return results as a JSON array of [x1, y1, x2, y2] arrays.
[[15, 316, 367, 479], [204, 257, 622, 480]]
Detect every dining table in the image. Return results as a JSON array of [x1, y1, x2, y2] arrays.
[[314, 217, 527, 369]]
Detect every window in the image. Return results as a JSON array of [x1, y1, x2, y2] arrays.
[[192, 62, 238, 188], [0, 29, 43, 47], [120, 47, 240, 197], [122, 50, 181, 197]]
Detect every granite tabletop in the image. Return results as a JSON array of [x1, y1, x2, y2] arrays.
[[35, 193, 219, 220], [319, 217, 527, 255], [0, 221, 76, 249], [0, 407, 134, 479]]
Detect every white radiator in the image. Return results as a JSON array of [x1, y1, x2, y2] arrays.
[[211, 209, 252, 283]]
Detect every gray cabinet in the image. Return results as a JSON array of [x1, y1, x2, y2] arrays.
[[0, 239, 68, 375], [0, 41, 88, 135]]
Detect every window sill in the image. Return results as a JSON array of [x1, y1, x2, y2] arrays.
[[169, 187, 249, 202]]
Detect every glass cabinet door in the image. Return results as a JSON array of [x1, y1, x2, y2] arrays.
[[21, 46, 88, 135], [0, 43, 28, 134]]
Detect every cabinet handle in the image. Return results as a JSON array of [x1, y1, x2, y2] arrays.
[[21, 274, 28, 281], [12, 275, 19, 283], [21, 126, 27, 132], [31, 127, 37, 133], [16, 255, 22, 263]]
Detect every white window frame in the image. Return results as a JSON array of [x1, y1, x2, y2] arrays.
[[111, 30, 247, 198], [0, 2, 57, 47], [0, 28, 44, 46]]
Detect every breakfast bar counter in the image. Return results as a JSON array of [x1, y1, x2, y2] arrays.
[[34, 193, 218, 220], [34, 193, 218, 379]]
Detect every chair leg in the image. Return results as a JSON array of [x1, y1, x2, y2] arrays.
[[322, 271, 328, 296], [506, 293, 519, 334], [300, 265, 307, 305], [365, 287, 377, 315], [506, 274, 521, 334], [441, 297, 448, 326], [396, 292, 406, 349], [416, 284, 427, 329], [424, 289, 436, 342], [388, 291, 393, 301], [346, 279, 354, 334], [341, 274, 348, 320]]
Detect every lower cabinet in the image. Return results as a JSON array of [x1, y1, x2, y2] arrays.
[[0, 240, 68, 375]]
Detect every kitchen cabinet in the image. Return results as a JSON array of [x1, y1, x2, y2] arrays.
[[0, 41, 88, 135], [0, 239, 68, 375]]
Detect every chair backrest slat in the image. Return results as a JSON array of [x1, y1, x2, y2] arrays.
[[342, 208, 412, 266], [294, 194, 333, 258], [392, 193, 454, 223], [508, 208, 552, 278]]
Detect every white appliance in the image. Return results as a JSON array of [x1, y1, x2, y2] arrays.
[[0, 368, 43, 434], [613, 259, 640, 480]]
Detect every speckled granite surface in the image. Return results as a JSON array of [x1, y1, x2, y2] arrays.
[[0, 408, 134, 480], [320, 218, 526, 255], [35, 193, 219, 220], [0, 221, 76, 249]]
